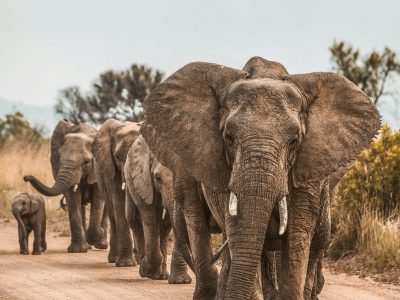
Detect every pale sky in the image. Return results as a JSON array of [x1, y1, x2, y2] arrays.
[[1, 0, 399, 122]]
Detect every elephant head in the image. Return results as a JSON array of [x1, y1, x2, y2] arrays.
[[92, 118, 141, 189], [24, 120, 97, 196], [140, 57, 381, 297]]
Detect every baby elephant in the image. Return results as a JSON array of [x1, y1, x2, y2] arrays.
[[12, 193, 47, 255]]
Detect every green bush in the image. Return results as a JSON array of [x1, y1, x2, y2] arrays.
[[330, 125, 400, 261], [0, 111, 44, 145]]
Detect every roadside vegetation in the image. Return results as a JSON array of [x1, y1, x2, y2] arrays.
[[329, 125, 400, 283]]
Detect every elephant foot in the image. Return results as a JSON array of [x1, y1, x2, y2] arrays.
[[94, 240, 108, 250], [158, 269, 169, 280], [193, 288, 217, 300], [264, 289, 279, 300], [108, 254, 117, 263], [116, 256, 137, 267], [31, 250, 42, 255], [41, 241, 47, 252], [20, 249, 29, 255], [133, 251, 143, 264], [139, 257, 163, 280], [168, 271, 192, 284], [68, 243, 88, 253]]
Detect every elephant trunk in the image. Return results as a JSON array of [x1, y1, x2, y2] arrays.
[[12, 206, 27, 242], [226, 145, 282, 299], [24, 167, 79, 197]]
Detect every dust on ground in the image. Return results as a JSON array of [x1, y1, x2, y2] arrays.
[[0, 216, 399, 300]]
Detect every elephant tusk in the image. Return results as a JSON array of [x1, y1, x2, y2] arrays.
[[229, 192, 238, 216], [73, 184, 78, 192], [279, 196, 288, 235], [121, 182, 126, 190], [162, 208, 166, 220]]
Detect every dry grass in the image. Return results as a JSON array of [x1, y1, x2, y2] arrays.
[[329, 207, 400, 284], [358, 209, 400, 270], [0, 140, 67, 228]]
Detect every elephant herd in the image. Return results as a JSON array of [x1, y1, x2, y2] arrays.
[[23, 56, 381, 300]]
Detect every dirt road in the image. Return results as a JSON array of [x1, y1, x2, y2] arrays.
[[0, 222, 399, 300]]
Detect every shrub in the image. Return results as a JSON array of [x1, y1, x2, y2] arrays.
[[330, 125, 400, 268]]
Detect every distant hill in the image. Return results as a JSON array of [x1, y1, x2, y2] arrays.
[[0, 97, 58, 136]]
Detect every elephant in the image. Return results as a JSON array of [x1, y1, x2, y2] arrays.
[[24, 120, 107, 253], [124, 135, 193, 283], [92, 118, 141, 267], [12, 193, 46, 255], [139, 57, 381, 299]]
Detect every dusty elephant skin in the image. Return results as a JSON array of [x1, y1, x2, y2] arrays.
[[12, 193, 47, 255], [24, 120, 107, 253], [92, 119, 141, 267], [140, 57, 381, 299], [124, 135, 193, 284]]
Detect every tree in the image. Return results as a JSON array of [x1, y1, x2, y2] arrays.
[[55, 86, 91, 123], [0, 111, 43, 144], [55, 64, 164, 124], [330, 40, 400, 105]]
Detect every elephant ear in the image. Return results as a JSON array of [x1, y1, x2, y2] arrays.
[[243, 56, 288, 79], [92, 119, 121, 180], [289, 72, 381, 187], [141, 62, 248, 189], [126, 136, 153, 205], [28, 194, 41, 214], [51, 120, 74, 178]]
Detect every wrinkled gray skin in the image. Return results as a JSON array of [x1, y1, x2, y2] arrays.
[[140, 57, 381, 299], [124, 136, 193, 283], [12, 193, 46, 255], [24, 120, 107, 253], [92, 119, 140, 267]]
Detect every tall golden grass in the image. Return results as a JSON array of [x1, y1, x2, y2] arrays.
[[358, 208, 400, 269], [0, 140, 60, 214]]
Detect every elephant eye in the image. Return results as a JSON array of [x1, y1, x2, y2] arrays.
[[22, 201, 26, 205], [154, 174, 162, 183], [289, 134, 299, 146], [224, 132, 234, 144]]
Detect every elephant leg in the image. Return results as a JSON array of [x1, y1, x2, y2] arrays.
[[280, 190, 319, 300], [216, 236, 230, 299], [113, 189, 136, 267], [41, 224, 47, 252], [311, 256, 324, 300], [304, 187, 330, 300], [108, 207, 118, 263], [174, 177, 218, 299], [126, 190, 144, 263], [87, 187, 108, 249], [18, 222, 29, 255], [81, 205, 92, 249], [138, 205, 163, 280], [159, 221, 171, 280], [168, 240, 192, 284], [101, 205, 109, 246], [168, 200, 192, 284], [261, 250, 278, 300], [32, 225, 42, 255], [66, 190, 88, 253]]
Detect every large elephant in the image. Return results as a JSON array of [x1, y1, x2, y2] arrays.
[[92, 118, 140, 267], [140, 57, 381, 299], [24, 120, 107, 253], [124, 135, 193, 283]]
